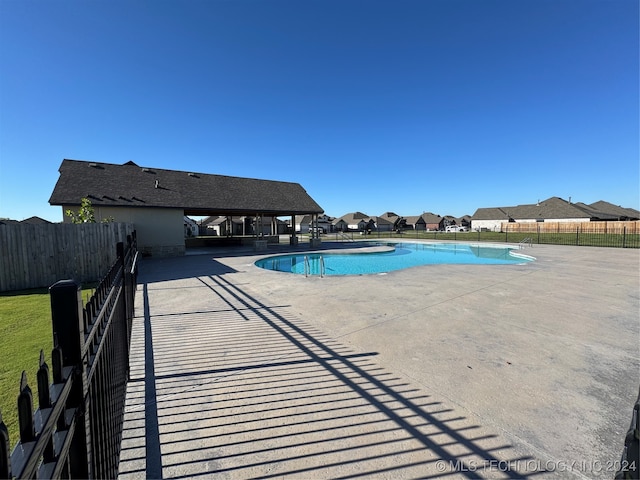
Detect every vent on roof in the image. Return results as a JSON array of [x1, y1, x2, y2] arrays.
[[188, 172, 199, 178], [89, 162, 98, 168]]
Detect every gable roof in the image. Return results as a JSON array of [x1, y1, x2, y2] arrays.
[[421, 212, 443, 224], [404, 215, 426, 224], [294, 214, 313, 224], [49, 159, 323, 216], [0, 217, 51, 225], [587, 201, 640, 220], [373, 216, 394, 226], [473, 197, 599, 221], [334, 212, 375, 225], [21, 216, 52, 225]]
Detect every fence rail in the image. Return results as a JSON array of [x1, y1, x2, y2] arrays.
[[502, 220, 639, 234], [1, 232, 138, 479], [328, 222, 640, 248], [0, 222, 134, 292]]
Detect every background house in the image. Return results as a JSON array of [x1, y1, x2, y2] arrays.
[[333, 212, 375, 232], [470, 197, 639, 232], [376, 212, 406, 231], [424, 212, 445, 231], [373, 216, 394, 232]]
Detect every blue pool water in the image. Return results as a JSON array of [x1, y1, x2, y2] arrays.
[[255, 242, 534, 276]]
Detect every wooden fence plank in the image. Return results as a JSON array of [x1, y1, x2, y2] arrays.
[[502, 220, 640, 234], [0, 223, 133, 292]]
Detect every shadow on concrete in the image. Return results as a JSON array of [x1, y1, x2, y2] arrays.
[[118, 261, 546, 479]]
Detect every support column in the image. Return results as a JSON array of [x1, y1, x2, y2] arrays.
[[310, 212, 322, 247], [254, 213, 267, 250], [290, 214, 298, 245]]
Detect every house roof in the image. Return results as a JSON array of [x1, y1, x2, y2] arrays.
[[471, 197, 634, 221], [587, 201, 640, 220], [421, 212, 443, 224], [334, 212, 371, 223], [471, 207, 510, 221], [294, 214, 313, 224], [334, 212, 371, 224], [49, 159, 324, 216], [0, 216, 51, 225], [373, 216, 394, 226], [404, 215, 425, 224]]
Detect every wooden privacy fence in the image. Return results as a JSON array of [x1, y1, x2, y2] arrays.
[[502, 220, 640, 234], [0, 222, 134, 292], [1, 233, 138, 479]]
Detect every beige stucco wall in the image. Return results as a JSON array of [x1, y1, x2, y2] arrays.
[[61, 205, 185, 257]]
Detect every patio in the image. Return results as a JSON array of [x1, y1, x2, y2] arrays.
[[118, 242, 639, 479]]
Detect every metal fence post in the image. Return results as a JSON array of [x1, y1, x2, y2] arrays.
[[118, 241, 132, 380], [49, 279, 91, 479], [576, 225, 579, 246]]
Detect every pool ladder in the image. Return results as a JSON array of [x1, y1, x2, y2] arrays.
[[519, 237, 532, 248], [304, 255, 325, 277]]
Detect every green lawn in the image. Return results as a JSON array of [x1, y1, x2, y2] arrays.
[[0, 286, 94, 448]]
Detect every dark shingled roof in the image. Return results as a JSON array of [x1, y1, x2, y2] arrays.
[[49, 159, 324, 216], [471, 197, 639, 221]]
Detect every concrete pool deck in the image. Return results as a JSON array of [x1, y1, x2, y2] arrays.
[[118, 241, 639, 479]]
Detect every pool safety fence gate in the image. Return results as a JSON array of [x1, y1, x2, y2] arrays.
[[0, 233, 138, 480]]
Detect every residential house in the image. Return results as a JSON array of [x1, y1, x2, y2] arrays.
[[404, 215, 426, 231], [420, 213, 445, 231], [470, 197, 637, 232], [333, 212, 375, 232], [373, 216, 395, 232], [376, 212, 406, 231]]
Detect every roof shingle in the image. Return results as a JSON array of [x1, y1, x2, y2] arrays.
[[49, 159, 324, 216]]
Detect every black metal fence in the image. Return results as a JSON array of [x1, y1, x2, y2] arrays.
[[329, 225, 640, 248], [615, 387, 639, 479], [1, 232, 138, 479]]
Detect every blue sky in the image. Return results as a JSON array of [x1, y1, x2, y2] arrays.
[[1, 0, 638, 222]]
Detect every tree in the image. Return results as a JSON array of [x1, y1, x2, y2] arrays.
[[66, 197, 114, 223]]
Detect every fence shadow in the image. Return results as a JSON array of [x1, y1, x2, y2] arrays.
[[118, 262, 547, 479]]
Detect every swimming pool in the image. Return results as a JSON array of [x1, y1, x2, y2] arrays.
[[255, 242, 534, 276]]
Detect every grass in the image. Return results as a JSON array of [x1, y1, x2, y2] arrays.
[[0, 286, 95, 448]]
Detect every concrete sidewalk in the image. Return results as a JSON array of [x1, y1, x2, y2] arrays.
[[118, 242, 639, 479]]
